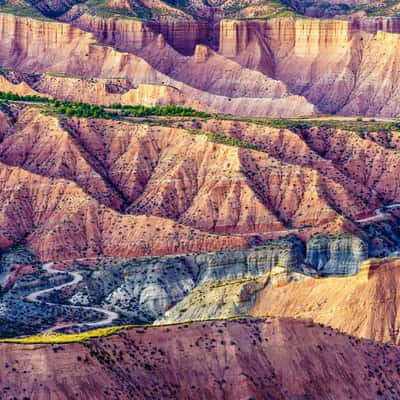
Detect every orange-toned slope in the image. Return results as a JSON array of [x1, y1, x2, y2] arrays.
[[252, 259, 400, 344], [173, 118, 384, 219], [0, 109, 373, 236], [0, 109, 126, 210], [0, 162, 246, 261]]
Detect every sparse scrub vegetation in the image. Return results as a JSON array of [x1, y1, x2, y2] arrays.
[[231, 116, 400, 133], [190, 129, 261, 150]]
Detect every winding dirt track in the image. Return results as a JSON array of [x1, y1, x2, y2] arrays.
[[356, 203, 400, 224], [26, 262, 119, 332]]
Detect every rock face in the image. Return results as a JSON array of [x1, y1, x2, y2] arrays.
[[252, 258, 400, 345], [349, 16, 400, 34], [305, 233, 368, 275], [193, 237, 305, 281], [4, 11, 400, 116], [76, 238, 304, 321], [72, 233, 372, 322], [0, 75, 44, 98], [158, 267, 305, 323], [155, 235, 368, 323], [219, 19, 250, 57], [73, 16, 210, 55], [2, 318, 400, 400], [34, 74, 208, 109], [217, 17, 400, 116]]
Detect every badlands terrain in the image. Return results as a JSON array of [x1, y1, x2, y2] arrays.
[[1, 0, 400, 398]]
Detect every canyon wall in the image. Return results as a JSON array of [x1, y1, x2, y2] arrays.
[[73, 15, 210, 54], [0, 13, 91, 72], [0, 13, 315, 117], [76, 238, 305, 321], [349, 16, 400, 34], [218, 17, 400, 116], [4, 12, 400, 116]]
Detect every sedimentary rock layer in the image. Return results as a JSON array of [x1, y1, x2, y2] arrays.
[[4, 12, 400, 116], [217, 17, 400, 116], [0, 13, 316, 117]]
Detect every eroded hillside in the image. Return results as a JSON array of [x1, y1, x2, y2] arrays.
[[2, 318, 400, 400], [1, 102, 400, 262]]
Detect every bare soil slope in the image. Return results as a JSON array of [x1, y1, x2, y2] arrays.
[[252, 258, 400, 345]]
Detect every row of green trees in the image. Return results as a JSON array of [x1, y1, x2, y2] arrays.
[[0, 91, 51, 103], [53, 101, 113, 119], [0, 91, 211, 119], [109, 103, 210, 118]]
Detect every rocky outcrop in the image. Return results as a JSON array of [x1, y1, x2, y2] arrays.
[[158, 234, 368, 323], [193, 44, 209, 63], [305, 233, 368, 275], [193, 237, 305, 281], [77, 237, 304, 321], [158, 267, 305, 323], [31, 74, 209, 109], [219, 19, 250, 57], [349, 16, 400, 34], [73, 233, 372, 322], [155, 21, 209, 54], [72, 15, 157, 51], [0, 75, 45, 98]]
